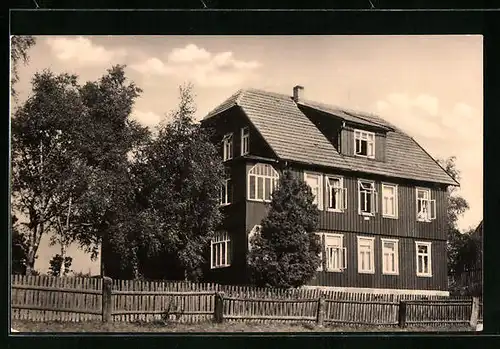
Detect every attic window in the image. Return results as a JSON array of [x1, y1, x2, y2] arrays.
[[222, 133, 233, 161], [241, 127, 250, 156], [354, 130, 375, 158]]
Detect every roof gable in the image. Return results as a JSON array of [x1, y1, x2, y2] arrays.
[[203, 88, 458, 186]]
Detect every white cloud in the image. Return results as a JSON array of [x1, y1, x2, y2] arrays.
[[168, 44, 211, 63], [46, 37, 127, 66], [130, 58, 174, 76], [130, 44, 261, 87], [374, 93, 483, 231], [376, 93, 446, 140], [131, 110, 162, 128]]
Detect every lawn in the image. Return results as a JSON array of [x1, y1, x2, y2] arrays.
[[11, 320, 476, 333]]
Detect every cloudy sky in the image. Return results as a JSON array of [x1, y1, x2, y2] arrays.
[[14, 35, 483, 274]]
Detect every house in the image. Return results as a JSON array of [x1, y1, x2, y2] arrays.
[[201, 86, 458, 296]]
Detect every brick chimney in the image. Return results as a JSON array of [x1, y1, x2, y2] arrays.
[[293, 85, 304, 103]]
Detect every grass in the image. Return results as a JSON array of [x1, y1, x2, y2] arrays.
[[11, 320, 476, 333]]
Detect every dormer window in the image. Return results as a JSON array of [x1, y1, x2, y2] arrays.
[[222, 133, 233, 161], [241, 127, 250, 155], [354, 129, 375, 158]]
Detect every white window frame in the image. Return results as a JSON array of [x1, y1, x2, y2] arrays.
[[222, 133, 233, 161], [415, 241, 432, 277], [220, 178, 232, 206], [247, 163, 279, 202], [416, 187, 436, 222], [304, 172, 324, 210], [326, 176, 347, 212], [358, 179, 377, 216], [357, 236, 375, 274], [381, 238, 399, 275], [241, 127, 250, 156], [382, 183, 398, 218], [316, 232, 347, 272], [210, 231, 231, 269], [354, 129, 375, 159]]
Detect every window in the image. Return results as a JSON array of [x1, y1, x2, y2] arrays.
[[354, 129, 375, 158], [416, 241, 432, 277], [241, 127, 250, 155], [305, 172, 324, 210], [357, 236, 375, 274], [220, 177, 232, 205], [382, 184, 398, 218], [222, 133, 233, 161], [381, 239, 399, 275], [316, 233, 347, 272], [211, 231, 231, 269], [326, 176, 347, 212], [358, 180, 377, 215], [416, 188, 436, 222], [248, 163, 279, 201]]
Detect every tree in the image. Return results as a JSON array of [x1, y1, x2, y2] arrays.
[[68, 65, 149, 278], [48, 254, 73, 277], [436, 156, 471, 277], [437, 156, 482, 295], [128, 83, 225, 281], [11, 214, 28, 275], [11, 36, 36, 101], [247, 169, 322, 288], [11, 70, 88, 275]]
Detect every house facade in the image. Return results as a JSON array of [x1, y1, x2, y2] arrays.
[[201, 86, 458, 296]]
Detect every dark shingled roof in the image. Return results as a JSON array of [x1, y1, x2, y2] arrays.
[[203, 88, 458, 186]]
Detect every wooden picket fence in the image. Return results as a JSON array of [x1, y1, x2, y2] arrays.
[[11, 275, 481, 328], [10, 274, 102, 322]]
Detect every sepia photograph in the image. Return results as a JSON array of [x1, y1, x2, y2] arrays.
[[10, 35, 483, 333]]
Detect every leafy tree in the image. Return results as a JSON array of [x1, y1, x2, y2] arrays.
[[437, 156, 471, 277], [11, 71, 88, 275], [129, 83, 225, 281], [48, 254, 73, 277], [68, 65, 149, 278], [11, 35, 36, 101], [437, 156, 482, 295], [247, 169, 322, 288]]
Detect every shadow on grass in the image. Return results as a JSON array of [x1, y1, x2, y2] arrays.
[[10, 320, 476, 333]]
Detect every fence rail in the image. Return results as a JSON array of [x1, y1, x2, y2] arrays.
[[11, 275, 481, 328]]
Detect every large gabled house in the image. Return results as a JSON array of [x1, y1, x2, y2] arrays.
[[201, 86, 458, 296]]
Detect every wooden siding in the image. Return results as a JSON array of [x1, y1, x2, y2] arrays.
[[308, 234, 448, 291], [241, 162, 448, 242], [240, 164, 448, 290], [290, 167, 448, 241]]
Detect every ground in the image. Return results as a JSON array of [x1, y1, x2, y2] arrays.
[[11, 320, 476, 333]]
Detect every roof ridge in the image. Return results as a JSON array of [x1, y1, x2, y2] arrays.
[[299, 98, 396, 130]]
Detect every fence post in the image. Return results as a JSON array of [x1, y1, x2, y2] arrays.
[[102, 277, 113, 323], [316, 293, 325, 327], [214, 292, 224, 323], [469, 297, 480, 328], [398, 301, 407, 328]]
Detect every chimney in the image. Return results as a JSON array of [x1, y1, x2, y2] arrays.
[[293, 85, 304, 103]]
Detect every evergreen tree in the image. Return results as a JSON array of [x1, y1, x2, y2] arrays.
[[247, 169, 321, 288]]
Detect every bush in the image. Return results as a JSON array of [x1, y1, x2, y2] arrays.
[[247, 170, 321, 288]]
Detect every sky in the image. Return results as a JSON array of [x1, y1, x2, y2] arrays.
[[13, 35, 483, 275]]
